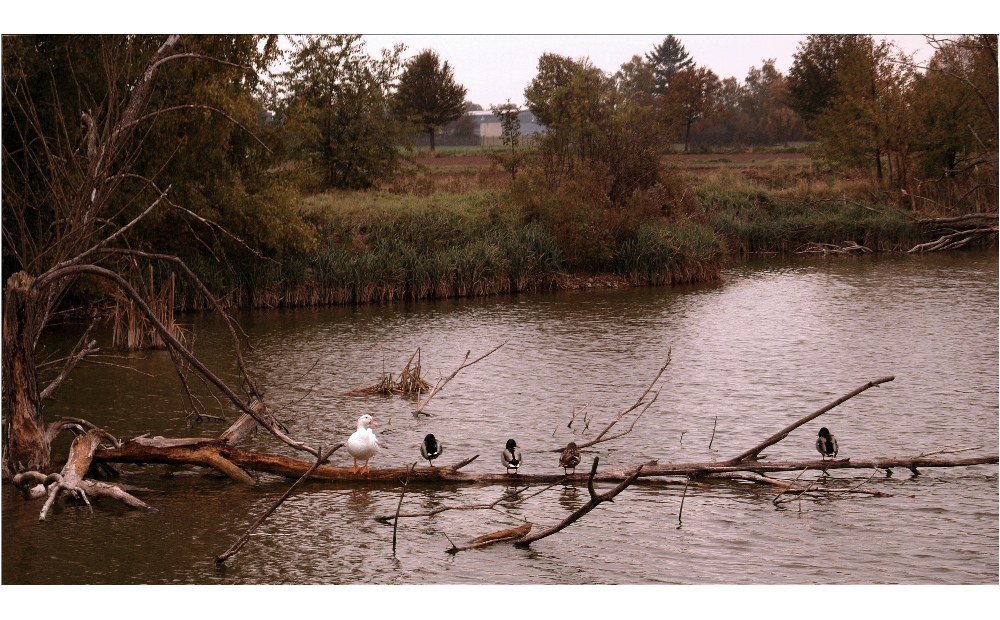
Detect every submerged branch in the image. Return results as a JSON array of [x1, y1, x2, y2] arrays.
[[216, 444, 342, 564], [514, 457, 643, 546]]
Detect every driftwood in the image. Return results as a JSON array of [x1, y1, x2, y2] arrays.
[[909, 212, 998, 253], [796, 241, 872, 255], [446, 522, 533, 553], [11, 430, 152, 520], [413, 340, 508, 416]]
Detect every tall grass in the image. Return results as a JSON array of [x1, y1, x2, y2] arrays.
[[693, 168, 925, 254], [170, 187, 725, 309], [162, 164, 989, 311]]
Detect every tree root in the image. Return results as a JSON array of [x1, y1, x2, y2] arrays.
[[12, 431, 152, 520]]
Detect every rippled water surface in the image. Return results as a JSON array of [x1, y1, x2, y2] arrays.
[[3, 251, 997, 584]]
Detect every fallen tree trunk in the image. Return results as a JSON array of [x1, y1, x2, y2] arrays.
[[93, 440, 999, 486], [95, 439, 486, 483], [80, 376, 993, 504]]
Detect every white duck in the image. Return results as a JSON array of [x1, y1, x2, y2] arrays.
[[347, 414, 379, 474]]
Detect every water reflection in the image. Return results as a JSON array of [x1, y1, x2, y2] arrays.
[[558, 484, 582, 511]]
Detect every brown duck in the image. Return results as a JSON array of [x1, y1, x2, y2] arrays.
[[559, 441, 582, 474]]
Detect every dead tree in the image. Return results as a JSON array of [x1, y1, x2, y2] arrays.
[[2, 35, 314, 482], [909, 213, 998, 253]]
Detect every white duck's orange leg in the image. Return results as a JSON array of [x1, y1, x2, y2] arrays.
[[360, 459, 371, 474], [349, 458, 359, 474]]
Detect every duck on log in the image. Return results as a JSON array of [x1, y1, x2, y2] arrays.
[[89, 375, 998, 488]]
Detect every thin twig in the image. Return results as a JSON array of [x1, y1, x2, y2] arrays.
[[216, 444, 341, 564], [677, 479, 689, 528], [565, 354, 671, 451], [709, 416, 718, 449], [392, 462, 416, 554], [772, 467, 810, 505]]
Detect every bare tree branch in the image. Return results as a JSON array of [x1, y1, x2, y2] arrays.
[[216, 444, 342, 564], [559, 353, 671, 451], [514, 457, 643, 547], [39, 313, 99, 401], [413, 340, 508, 415], [725, 376, 895, 464]]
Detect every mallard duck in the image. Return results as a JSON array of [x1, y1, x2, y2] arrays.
[[501, 439, 522, 474], [420, 433, 443, 467], [559, 441, 582, 474], [347, 414, 379, 474], [816, 427, 838, 459]]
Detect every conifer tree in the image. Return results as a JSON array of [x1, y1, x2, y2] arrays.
[[646, 35, 694, 94]]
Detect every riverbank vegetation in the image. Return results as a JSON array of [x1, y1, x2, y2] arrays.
[[3, 35, 997, 316]]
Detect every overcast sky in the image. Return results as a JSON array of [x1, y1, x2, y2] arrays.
[[4, 2, 975, 111], [361, 34, 936, 109]]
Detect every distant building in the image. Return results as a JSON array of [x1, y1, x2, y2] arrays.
[[409, 109, 546, 148], [470, 110, 545, 145]]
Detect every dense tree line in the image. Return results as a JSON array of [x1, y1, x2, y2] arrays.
[[790, 35, 997, 198]]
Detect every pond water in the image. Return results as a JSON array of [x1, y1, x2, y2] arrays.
[[3, 250, 997, 587]]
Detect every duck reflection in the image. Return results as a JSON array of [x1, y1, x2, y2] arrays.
[[559, 483, 582, 511]]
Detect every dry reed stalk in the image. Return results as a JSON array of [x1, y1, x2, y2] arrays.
[[111, 268, 188, 351]]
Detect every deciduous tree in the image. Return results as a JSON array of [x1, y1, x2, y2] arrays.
[[661, 65, 723, 151], [2, 35, 295, 478], [488, 100, 527, 180], [393, 49, 468, 151], [274, 35, 406, 189], [787, 35, 869, 124], [809, 38, 916, 186]]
